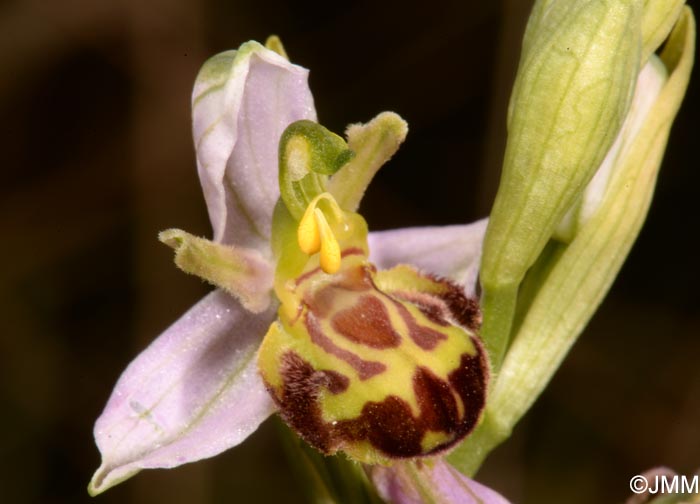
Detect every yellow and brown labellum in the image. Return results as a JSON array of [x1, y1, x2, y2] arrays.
[[260, 191, 488, 464], [259, 244, 489, 464]]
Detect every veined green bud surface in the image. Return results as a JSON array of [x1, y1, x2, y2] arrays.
[[479, 0, 644, 368], [259, 121, 489, 465], [449, 6, 694, 475], [484, 0, 641, 289], [554, 54, 667, 242]]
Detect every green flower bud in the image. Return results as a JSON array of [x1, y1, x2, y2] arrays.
[[476, 0, 698, 372], [490, 6, 695, 445], [450, 4, 695, 475], [480, 0, 644, 367]]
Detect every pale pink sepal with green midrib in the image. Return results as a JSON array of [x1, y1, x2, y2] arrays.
[[193, 41, 316, 251], [89, 291, 277, 495], [90, 40, 315, 496]]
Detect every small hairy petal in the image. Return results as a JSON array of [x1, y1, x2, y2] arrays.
[[192, 42, 316, 252], [327, 111, 408, 212], [159, 228, 274, 312], [368, 219, 488, 297], [371, 459, 511, 504], [89, 290, 277, 495]]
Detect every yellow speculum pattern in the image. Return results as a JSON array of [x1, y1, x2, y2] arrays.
[[313, 288, 474, 419], [258, 193, 488, 465]]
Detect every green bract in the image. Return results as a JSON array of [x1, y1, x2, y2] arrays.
[[481, 0, 642, 366], [450, 1, 695, 475]]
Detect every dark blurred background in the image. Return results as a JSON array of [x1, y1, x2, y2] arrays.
[[1, 0, 698, 503]]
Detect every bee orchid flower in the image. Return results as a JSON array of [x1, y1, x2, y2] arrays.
[[88, 39, 494, 498], [89, 1, 694, 500]]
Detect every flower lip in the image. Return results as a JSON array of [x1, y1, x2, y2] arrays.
[[259, 260, 489, 465]]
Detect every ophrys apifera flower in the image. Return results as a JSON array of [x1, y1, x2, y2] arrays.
[[88, 38, 491, 496], [89, 0, 694, 499]]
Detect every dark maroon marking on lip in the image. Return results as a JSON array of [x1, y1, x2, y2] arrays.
[[377, 270, 481, 332], [437, 280, 482, 331], [412, 300, 451, 327], [400, 272, 481, 332], [272, 352, 335, 452], [323, 369, 350, 394], [334, 395, 424, 458], [387, 290, 452, 327], [448, 344, 489, 432], [413, 366, 459, 432], [269, 342, 488, 462], [332, 295, 401, 349], [390, 298, 447, 350], [332, 342, 489, 460], [305, 312, 386, 380]]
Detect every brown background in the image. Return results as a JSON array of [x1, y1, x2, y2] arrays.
[[1, 0, 698, 502]]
